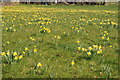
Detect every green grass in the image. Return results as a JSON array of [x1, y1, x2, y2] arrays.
[[1, 4, 118, 78]]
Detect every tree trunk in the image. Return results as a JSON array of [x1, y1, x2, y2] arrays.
[[62, 0, 69, 5]]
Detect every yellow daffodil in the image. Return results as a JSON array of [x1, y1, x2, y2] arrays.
[[104, 31, 107, 33], [57, 36, 61, 39], [89, 47, 93, 50], [13, 52, 17, 56], [22, 51, 26, 54], [33, 49, 37, 52], [71, 60, 75, 66], [87, 52, 91, 56], [13, 29, 16, 32], [99, 45, 102, 49], [37, 63, 43, 67], [107, 37, 110, 40], [82, 48, 85, 51], [77, 47, 81, 50], [97, 50, 102, 54], [110, 45, 112, 48], [1, 52, 5, 56], [14, 56, 19, 60], [25, 47, 29, 51], [6, 41, 10, 44], [5, 28, 8, 30], [19, 55, 23, 59], [76, 40, 80, 44], [6, 51, 10, 55], [101, 36, 105, 39]]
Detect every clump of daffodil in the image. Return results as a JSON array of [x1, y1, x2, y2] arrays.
[[93, 45, 98, 49], [97, 50, 102, 54], [40, 27, 51, 33], [87, 52, 91, 56], [37, 63, 43, 67], [71, 60, 75, 66]]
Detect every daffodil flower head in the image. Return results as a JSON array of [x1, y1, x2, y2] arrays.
[[87, 52, 91, 56], [76, 40, 80, 44], [88, 47, 93, 50], [19, 55, 23, 59], [33, 49, 37, 52], [13, 52, 18, 56], [6, 51, 10, 55], [37, 63, 43, 67], [1, 52, 5, 56], [77, 47, 81, 50], [14, 56, 19, 60], [71, 60, 75, 66], [101, 36, 105, 39], [25, 47, 29, 51]]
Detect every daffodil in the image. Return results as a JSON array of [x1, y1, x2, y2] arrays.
[[82, 48, 85, 51], [14, 56, 19, 60], [13, 29, 16, 32], [107, 37, 110, 40], [33, 49, 37, 52], [99, 45, 102, 49], [77, 47, 81, 50], [104, 31, 107, 33], [76, 40, 80, 44], [13, 52, 17, 56], [5, 28, 8, 30], [1, 52, 5, 56], [6, 41, 10, 44], [37, 63, 43, 67], [97, 50, 102, 54], [71, 60, 75, 66], [22, 51, 26, 54], [110, 45, 112, 48], [87, 52, 91, 56], [57, 36, 61, 39], [34, 45, 37, 48], [88, 47, 93, 50], [25, 47, 29, 51], [6, 51, 10, 55], [101, 36, 105, 39], [19, 55, 23, 59]]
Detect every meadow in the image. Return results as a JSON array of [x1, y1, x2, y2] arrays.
[[1, 4, 118, 78]]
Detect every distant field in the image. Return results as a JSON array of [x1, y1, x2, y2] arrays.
[[1, 4, 118, 78]]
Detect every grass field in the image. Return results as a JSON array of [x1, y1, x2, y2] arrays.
[[1, 4, 118, 78]]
